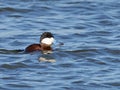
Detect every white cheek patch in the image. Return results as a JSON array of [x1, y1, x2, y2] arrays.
[[41, 37, 54, 45]]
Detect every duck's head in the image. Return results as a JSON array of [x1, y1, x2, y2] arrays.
[[40, 32, 54, 46]]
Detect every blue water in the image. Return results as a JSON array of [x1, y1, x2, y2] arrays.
[[0, 0, 120, 90]]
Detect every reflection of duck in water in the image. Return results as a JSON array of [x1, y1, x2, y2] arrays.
[[25, 32, 54, 53], [39, 57, 56, 63]]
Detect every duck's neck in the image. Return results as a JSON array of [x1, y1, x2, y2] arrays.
[[41, 43, 52, 51]]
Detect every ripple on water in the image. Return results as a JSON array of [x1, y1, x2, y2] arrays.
[[1, 62, 27, 69], [0, 0, 120, 90], [0, 7, 31, 13]]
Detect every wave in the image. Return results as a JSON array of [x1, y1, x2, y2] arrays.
[[0, 7, 31, 13], [0, 49, 24, 54]]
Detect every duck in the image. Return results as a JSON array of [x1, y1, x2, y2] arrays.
[[25, 32, 54, 53]]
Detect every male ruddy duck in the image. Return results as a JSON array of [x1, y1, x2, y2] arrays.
[[25, 32, 54, 53]]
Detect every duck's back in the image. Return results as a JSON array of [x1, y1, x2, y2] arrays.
[[25, 44, 41, 52]]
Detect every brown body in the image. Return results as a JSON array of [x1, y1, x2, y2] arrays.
[[25, 43, 52, 53]]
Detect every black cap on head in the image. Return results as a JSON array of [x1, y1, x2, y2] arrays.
[[40, 32, 54, 42]]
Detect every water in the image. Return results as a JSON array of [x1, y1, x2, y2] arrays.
[[0, 0, 120, 90]]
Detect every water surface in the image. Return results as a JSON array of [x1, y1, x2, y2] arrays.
[[0, 0, 120, 90]]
